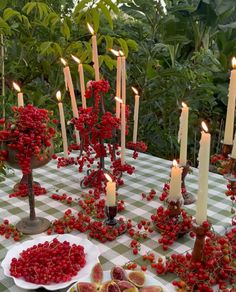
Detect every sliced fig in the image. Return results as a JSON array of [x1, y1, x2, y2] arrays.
[[100, 280, 113, 292], [117, 281, 138, 292], [91, 263, 103, 284], [77, 282, 97, 292], [107, 281, 121, 292], [140, 286, 163, 292], [123, 288, 138, 292], [111, 266, 127, 281], [128, 271, 145, 287]]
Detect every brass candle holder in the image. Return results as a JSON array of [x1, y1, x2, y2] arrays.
[[180, 162, 195, 205]]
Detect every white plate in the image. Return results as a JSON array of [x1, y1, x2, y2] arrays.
[[67, 270, 169, 292], [1, 234, 100, 291]]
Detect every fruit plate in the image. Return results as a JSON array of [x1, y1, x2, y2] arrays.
[[67, 270, 171, 292], [1, 234, 100, 291]]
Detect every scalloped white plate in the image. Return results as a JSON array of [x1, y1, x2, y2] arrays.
[[67, 270, 170, 292], [1, 234, 100, 291]]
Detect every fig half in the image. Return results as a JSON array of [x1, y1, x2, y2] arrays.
[[128, 271, 145, 287], [111, 266, 127, 281], [91, 263, 103, 284], [76, 282, 97, 292], [140, 286, 163, 292]]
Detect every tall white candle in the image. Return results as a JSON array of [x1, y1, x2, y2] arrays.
[[169, 160, 183, 201], [13, 82, 24, 107], [115, 97, 126, 166], [178, 102, 189, 165], [105, 174, 116, 206], [196, 121, 211, 225], [223, 57, 236, 145], [71, 55, 86, 109], [56, 91, 68, 158], [132, 87, 140, 143], [87, 23, 100, 81], [231, 132, 236, 158], [120, 51, 126, 105], [60, 58, 80, 144], [111, 49, 122, 118]]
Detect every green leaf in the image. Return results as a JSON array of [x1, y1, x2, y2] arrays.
[[219, 22, 236, 30], [103, 0, 119, 14], [103, 55, 116, 70], [104, 35, 113, 51], [73, 0, 91, 15], [83, 64, 94, 75], [0, 17, 10, 31], [39, 41, 53, 55], [21, 15, 31, 29], [126, 39, 138, 51], [61, 19, 70, 40], [23, 2, 37, 15], [3, 8, 20, 22], [90, 9, 100, 32], [117, 38, 129, 57], [98, 3, 113, 29]]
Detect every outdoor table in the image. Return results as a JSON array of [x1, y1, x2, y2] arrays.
[[0, 150, 231, 292]]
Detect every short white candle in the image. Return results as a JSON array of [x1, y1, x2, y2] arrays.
[[60, 58, 80, 144], [169, 160, 183, 201], [178, 102, 189, 165], [223, 57, 236, 145], [195, 121, 211, 225], [56, 91, 68, 158], [13, 82, 24, 107], [105, 174, 116, 206], [132, 87, 140, 143], [71, 55, 86, 109], [87, 23, 100, 81]]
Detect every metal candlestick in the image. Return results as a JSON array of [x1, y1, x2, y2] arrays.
[[167, 199, 182, 217], [180, 163, 195, 205], [16, 171, 50, 235]]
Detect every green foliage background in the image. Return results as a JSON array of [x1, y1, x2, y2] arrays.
[[1, 0, 236, 165]]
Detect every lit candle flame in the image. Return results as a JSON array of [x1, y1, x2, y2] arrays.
[[56, 91, 61, 102], [232, 57, 236, 69], [115, 96, 123, 104], [110, 49, 119, 57], [119, 50, 124, 57], [131, 87, 139, 95], [13, 82, 21, 92], [182, 102, 187, 108], [71, 55, 81, 64], [105, 173, 112, 182], [87, 23, 94, 35], [201, 121, 208, 133], [173, 159, 178, 167], [60, 58, 67, 66]]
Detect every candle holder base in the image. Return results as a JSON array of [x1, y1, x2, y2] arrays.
[[104, 206, 127, 236], [191, 222, 210, 263], [182, 192, 196, 205], [221, 142, 232, 158], [16, 217, 51, 235]]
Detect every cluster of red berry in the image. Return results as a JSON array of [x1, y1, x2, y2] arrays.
[[10, 238, 86, 284], [0, 105, 56, 175], [51, 193, 73, 205], [126, 141, 148, 159], [127, 219, 154, 255], [151, 206, 193, 250], [225, 183, 236, 215], [153, 227, 236, 291], [141, 189, 156, 201], [9, 184, 46, 198], [0, 219, 22, 241], [210, 154, 231, 175]]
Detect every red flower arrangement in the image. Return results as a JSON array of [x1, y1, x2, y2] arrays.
[[57, 79, 137, 191]]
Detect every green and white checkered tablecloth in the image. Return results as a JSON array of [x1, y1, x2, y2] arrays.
[[0, 150, 232, 292]]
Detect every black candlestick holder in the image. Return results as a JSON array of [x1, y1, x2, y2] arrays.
[[105, 205, 118, 226]]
